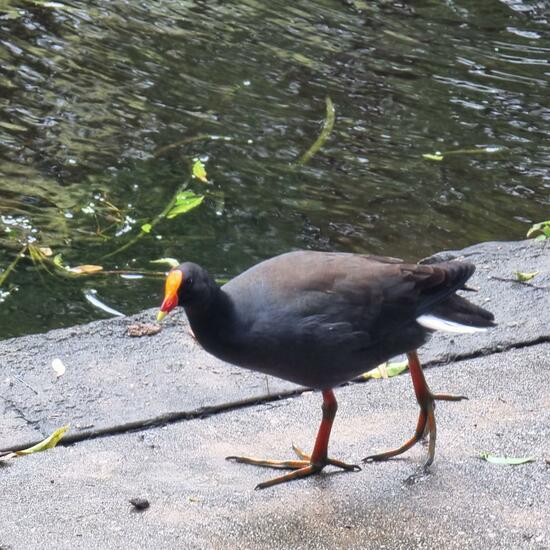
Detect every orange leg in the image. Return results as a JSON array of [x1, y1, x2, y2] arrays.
[[364, 350, 466, 469], [227, 389, 360, 489]]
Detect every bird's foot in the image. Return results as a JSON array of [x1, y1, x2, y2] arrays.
[[363, 391, 467, 469], [226, 444, 360, 490]]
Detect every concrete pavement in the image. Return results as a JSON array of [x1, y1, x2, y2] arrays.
[[0, 239, 548, 549]]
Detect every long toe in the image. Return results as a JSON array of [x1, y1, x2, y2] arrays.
[[363, 407, 429, 463], [255, 464, 323, 490], [254, 458, 359, 489], [432, 392, 468, 402], [227, 445, 361, 488], [292, 444, 360, 471], [225, 454, 309, 471]]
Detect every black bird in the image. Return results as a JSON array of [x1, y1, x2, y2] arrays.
[[157, 251, 495, 489]]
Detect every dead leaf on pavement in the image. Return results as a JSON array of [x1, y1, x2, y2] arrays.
[[127, 323, 162, 337], [479, 452, 535, 465], [361, 360, 408, 380]]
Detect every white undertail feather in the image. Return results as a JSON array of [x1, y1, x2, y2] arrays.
[[416, 314, 488, 334]]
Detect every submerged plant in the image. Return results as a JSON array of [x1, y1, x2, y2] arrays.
[[526, 220, 550, 241]]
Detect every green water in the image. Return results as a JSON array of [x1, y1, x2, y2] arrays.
[[1, 0, 549, 339]]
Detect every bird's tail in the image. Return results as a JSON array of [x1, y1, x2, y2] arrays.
[[417, 294, 496, 334]]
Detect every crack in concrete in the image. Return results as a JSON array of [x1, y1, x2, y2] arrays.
[[0, 395, 43, 432], [2, 333, 548, 453], [423, 334, 550, 369], [0, 388, 305, 452]]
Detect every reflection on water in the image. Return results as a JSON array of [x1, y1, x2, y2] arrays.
[[0, 0, 549, 338]]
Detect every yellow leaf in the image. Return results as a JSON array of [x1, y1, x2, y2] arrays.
[[361, 360, 408, 380], [15, 425, 70, 456], [515, 271, 539, 282], [69, 264, 103, 274], [192, 159, 208, 183], [422, 153, 444, 161]]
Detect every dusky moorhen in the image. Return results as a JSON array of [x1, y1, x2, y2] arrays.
[[157, 251, 495, 489]]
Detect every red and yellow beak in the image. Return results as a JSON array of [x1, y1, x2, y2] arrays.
[[157, 269, 183, 322]]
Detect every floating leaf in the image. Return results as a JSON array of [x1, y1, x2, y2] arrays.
[[192, 159, 208, 183], [383, 29, 421, 45], [515, 271, 539, 282], [422, 146, 504, 162], [150, 258, 180, 268], [53, 254, 65, 268], [51, 358, 66, 378], [0, 121, 27, 132], [422, 153, 444, 161], [141, 223, 152, 234], [526, 220, 550, 240], [69, 264, 103, 274], [166, 191, 204, 219], [479, 452, 535, 465], [361, 360, 408, 380]]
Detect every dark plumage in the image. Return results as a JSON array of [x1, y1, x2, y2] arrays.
[[158, 251, 495, 489]]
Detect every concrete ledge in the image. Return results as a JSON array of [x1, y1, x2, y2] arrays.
[[0, 239, 548, 451]]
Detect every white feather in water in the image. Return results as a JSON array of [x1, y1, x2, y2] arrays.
[[84, 289, 125, 317]]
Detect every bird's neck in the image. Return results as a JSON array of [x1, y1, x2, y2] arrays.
[[184, 286, 234, 346]]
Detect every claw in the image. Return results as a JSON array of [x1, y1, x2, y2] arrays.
[[364, 351, 466, 468]]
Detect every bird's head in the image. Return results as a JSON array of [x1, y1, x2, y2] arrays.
[[157, 262, 216, 321]]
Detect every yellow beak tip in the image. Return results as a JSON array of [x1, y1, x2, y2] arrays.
[[156, 310, 167, 322]]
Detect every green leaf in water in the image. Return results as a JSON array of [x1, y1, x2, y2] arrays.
[[479, 452, 535, 465], [361, 360, 408, 380], [0, 121, 27, 132], [422, 153, 444, 161], [166, 191, 204, 219], [150, 258, 180, 268], [526, 220, 550, 240], [192, 159, 208, 183], [383, 29, 421, 45], [423, 146, 504, 162], [141, 223, 152, 234]]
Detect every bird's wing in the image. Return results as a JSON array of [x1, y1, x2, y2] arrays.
[[225, 251, 476, 347]]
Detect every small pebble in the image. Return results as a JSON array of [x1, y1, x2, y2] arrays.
[[129, 497, 150, 511]]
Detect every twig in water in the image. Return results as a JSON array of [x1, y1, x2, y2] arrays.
[[0, 245, 27, 288], [296, 96, 335, 166]]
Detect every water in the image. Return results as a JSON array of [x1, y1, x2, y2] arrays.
[[1, 0, 549, 339]]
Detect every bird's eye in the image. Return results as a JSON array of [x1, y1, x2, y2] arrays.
[[187, 277, 193, 287]]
